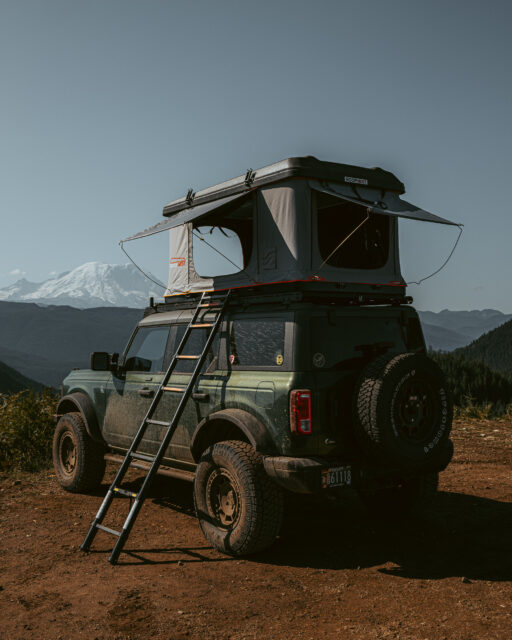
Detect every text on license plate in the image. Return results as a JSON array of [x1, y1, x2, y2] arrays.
[[321, 466, 352, 489]]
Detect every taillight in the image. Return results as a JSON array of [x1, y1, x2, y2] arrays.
[[290, 389, 312, 435]]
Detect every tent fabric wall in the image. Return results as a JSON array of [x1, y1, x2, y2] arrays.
[[164, 179, 404, 297], [161, 178, 457, 297], [256, 180, 311, 279]]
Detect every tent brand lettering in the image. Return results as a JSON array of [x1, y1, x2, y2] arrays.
[[344, 176, 368, 185], [170, 257, 186, 268]]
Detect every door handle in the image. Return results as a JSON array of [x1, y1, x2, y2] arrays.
[[138, 387, 154, 398], [192, 392, 209, 402]]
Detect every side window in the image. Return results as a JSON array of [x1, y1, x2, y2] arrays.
[[228, 318, 286, 368], [124, 326, 170, 373], [171, 325, 220, 374]]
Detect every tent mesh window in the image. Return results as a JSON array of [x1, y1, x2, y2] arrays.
[[192, 196, 254, 277], [316, 192, 390, 270]]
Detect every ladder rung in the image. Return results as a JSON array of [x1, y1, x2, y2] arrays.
[[163, 386, 184, 393], [176, 355, 199, 359], [190, 323, 214, 328], [96, 524, 121, 537], [130, 452, 156, 462], [203, 293, 229, 299], [146, 418, 170, 427], [113, 487, 138, 498]]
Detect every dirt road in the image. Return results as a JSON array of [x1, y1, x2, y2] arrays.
[[1, 419, 511, 640]]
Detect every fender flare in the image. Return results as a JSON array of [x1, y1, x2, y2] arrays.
[[55, 392, 105, 444], [190, 409, 276, 462]]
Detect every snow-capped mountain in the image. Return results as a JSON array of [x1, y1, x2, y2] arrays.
[[0, 262, 165, 308]]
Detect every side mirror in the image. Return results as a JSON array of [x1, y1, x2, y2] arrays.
[[90, 352, 110, 371]]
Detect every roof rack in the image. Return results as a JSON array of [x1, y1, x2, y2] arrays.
[[144, 284, 413, 317]]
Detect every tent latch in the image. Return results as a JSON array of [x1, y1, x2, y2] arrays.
[[244, 169, 256, 187], [185, 188, 195, 206]]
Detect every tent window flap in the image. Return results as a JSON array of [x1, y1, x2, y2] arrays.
[[309, 180, 459, 227], [121, 192, 251, 243]]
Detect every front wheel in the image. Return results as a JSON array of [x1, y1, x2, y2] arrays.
[[194, 440, 283, 556], [357, 472, 439, 519]]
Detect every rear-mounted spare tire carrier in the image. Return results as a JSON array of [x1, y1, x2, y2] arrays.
[[353, 352, 453, 468]]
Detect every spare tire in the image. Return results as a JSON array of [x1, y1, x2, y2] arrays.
[[353, 352, 452, 468]]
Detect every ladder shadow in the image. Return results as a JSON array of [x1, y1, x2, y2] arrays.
[[111, 546, 234, 566], [102, 474, 196, 517]]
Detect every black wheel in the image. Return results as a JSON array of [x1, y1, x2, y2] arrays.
[[358, 472, 439, 519], [354, 353, 453, 468], [52, 412, 106, 492], [194, 440, 283, 556]]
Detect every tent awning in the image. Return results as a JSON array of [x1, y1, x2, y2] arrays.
[[310, 180, 459, 226], [121, 192, 250, 242]]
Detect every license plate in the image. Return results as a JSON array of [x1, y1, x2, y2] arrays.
[[321, 465, 352, 489]]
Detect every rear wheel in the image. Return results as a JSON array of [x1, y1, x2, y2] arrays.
[[357, 472, 439, 519], [194, 440, 283, 556], [52, 412, 106, 492]]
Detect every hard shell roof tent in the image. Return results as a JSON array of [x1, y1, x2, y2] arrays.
[[123, 156, 458, 303]]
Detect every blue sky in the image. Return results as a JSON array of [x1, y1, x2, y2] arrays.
[[1, 0, 511, 311]]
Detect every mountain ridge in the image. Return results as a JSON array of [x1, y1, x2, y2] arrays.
[[0, 301, 143, 387]]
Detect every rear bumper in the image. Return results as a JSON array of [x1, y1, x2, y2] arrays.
[[263, 439, 454, 495], [263, 456, 329, 494]]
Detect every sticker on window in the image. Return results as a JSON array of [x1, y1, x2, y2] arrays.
[[275, 354, 284, 366], [313, 352, 326, 368]]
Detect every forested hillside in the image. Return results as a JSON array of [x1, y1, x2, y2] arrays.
[[431, 351, 512, 409], [0, 361, 43, 394], [454, 318, 512, 376]]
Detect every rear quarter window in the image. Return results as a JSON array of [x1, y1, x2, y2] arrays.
[[221, 314, 293, 370]]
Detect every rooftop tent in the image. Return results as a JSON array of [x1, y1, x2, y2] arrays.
[[121, 157, 459, 299]]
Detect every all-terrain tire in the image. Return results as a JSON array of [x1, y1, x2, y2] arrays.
[[357, 472, 439, 519], [52, 412, 106, 492], [194, 440, 284, 556], [353, 352, 453, 468]]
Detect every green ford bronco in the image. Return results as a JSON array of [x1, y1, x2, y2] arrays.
[[52, 157, 456, 557], [53, 288, 453, 556]]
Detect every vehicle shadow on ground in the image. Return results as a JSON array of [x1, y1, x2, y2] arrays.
[[88, 476, 512, 580], [261, 490, 512, 581]]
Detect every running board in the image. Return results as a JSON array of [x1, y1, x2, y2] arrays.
[[104, 453, 195, 483]]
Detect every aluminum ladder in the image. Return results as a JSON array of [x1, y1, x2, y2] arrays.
[[80, 290, 230, 564]]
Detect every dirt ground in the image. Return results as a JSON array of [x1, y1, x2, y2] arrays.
[[1, 419, 511, 640]]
